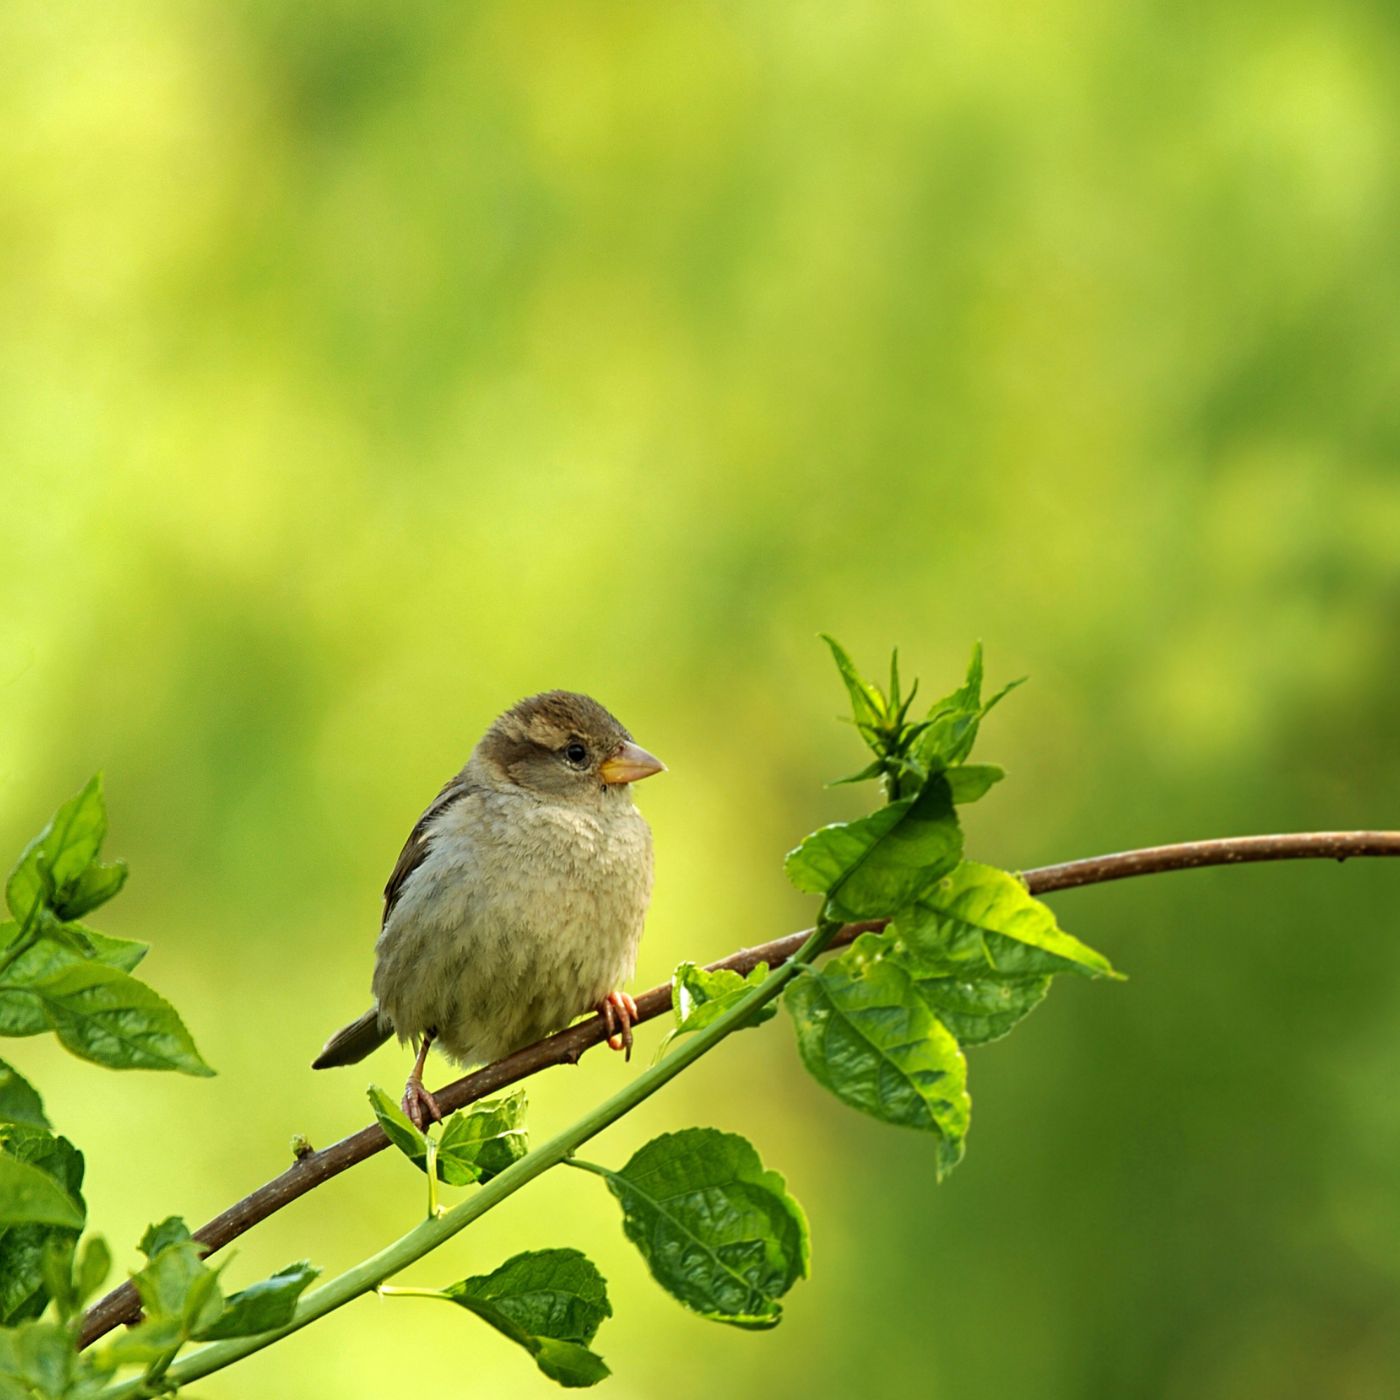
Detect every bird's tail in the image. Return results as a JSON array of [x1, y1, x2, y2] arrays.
[[312, 1008, 391, 1069]]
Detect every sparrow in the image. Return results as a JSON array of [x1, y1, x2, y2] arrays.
[[312, 690, 664, 1127]]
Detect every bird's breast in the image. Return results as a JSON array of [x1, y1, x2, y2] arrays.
[[373, 787, 653, 1064]]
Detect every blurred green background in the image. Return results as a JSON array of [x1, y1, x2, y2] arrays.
[[3, 1, 1399, 1396]]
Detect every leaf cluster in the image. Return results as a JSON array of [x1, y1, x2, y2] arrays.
[[374, 1092, 807, 1385], [0, 780, 298, 1398], [0, 778, 210, 1078], [783, 641, 1118, 1176], [368, 1086, 529, 1186]]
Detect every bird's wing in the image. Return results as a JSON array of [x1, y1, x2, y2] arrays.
[[382, 772, 479, 927]]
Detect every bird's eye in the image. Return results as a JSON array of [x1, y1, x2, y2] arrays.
[[564, 741, 588, 767]]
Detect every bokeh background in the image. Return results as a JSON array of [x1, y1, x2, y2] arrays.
[[3, 2, 1399, 1396]]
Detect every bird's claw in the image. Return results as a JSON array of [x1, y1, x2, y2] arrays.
[[402, 1077, 442, 1131], [597, 991, 638, 1061]]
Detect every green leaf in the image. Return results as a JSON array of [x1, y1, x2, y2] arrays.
[[35, 1231, 112, 1328], [102, 1315, 187, 1368], [436, 1093, 529, 1185], [590, 1127, 809, 1328], [785, 938, 970, 1178], [895, 861, 1119, 980], [820, 635, 886, 729], [0, 1319, 79, 1398], [0, 922, 146, 979], [0, 1155, 83, 1229], [0, 923, 152, 1040], [195, 1261, 319, 1340], [6, 776, 110, 927], [98, 1223, 210, 1371], [367, 1083, 426, 1160], [133, 1239, 214, 1324], [138, 1216, 192, 1259], [825, 758, 888, 788], [39, 1237, 77, 1320], [27, 917, 93, 961], [944, 764, 1006, 805], [429, 1248, 612, 1388], [917, 644, 1025, 768], [785, 773, 962, 920], [0, 990, 46, 1040], [662, 963, 775, 1052], [12, 962, 214, 1076], [369, 1085, 528, 1186], [0, 1062, 47, 1130], [72, 928, 147, 973], [75, 1236, 111, 1307], [904, 966, 1052, 1045], [51, 861, 128, 924], [132, 1219, 222, 1338], [0, 1131, 84, 1324]]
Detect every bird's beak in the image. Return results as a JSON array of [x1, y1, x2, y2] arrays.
[[599, 740, 666, 785]]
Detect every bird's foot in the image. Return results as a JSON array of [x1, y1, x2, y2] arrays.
[[596, 991, 639, 1061], [402, 1076, 442, 1131]]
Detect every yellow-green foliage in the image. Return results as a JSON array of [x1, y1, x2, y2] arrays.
[[1, 3, 1396, 1395]]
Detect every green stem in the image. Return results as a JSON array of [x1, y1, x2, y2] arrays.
[[424, 1131, 440, 1219], [0, 904, 45, 981], [97, 925, 832, 1399], [563, 1158, 610, 1179]]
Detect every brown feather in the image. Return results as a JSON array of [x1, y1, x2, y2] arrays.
[[382, 773, 478, 926]]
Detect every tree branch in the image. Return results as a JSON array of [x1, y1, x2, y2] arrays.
[[78, 829, 1400, 1348]]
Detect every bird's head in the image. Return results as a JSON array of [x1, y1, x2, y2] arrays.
[[476, 690, 665, 802]]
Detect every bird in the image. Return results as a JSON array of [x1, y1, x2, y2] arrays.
[[312, 690, 664, 1127]]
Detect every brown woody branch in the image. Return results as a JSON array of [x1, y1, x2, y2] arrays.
[[78, 829, 1400, 1348]]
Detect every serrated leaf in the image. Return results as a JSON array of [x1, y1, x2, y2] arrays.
[[0, 1062, 47, 1130], [820, 635, 886, 729], [0, 986, 46, 1040], [917, 644, 1024, 767], [0, 1155, 83, 1229], [31, 918, 93, 960], [368, 1085, 528, 1186], [785, 773, 962, 920], [427, 1248, 612, 1388], [944, 764, 1006, 805], [15, 963, 214, 1075], [0, 1130, 84, 1325], [195, 1261, 319, 1340], [0, 923, 152, 1040], [6, 776, 110, 927], [133, 1238, 214, 1324], [591, 1128, 809, 1328], [105, 1218, 220, 1374], [895, 861, 1119, 979], [139, 1216, 192, 1259], [905, 966, 1052, 1045], [785, 940, 969, 1178], [662, 963, 775, 1053], [0, 920, 147, 983], [437, 1093, 529, 1185], [78, 929, 147, 972]]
